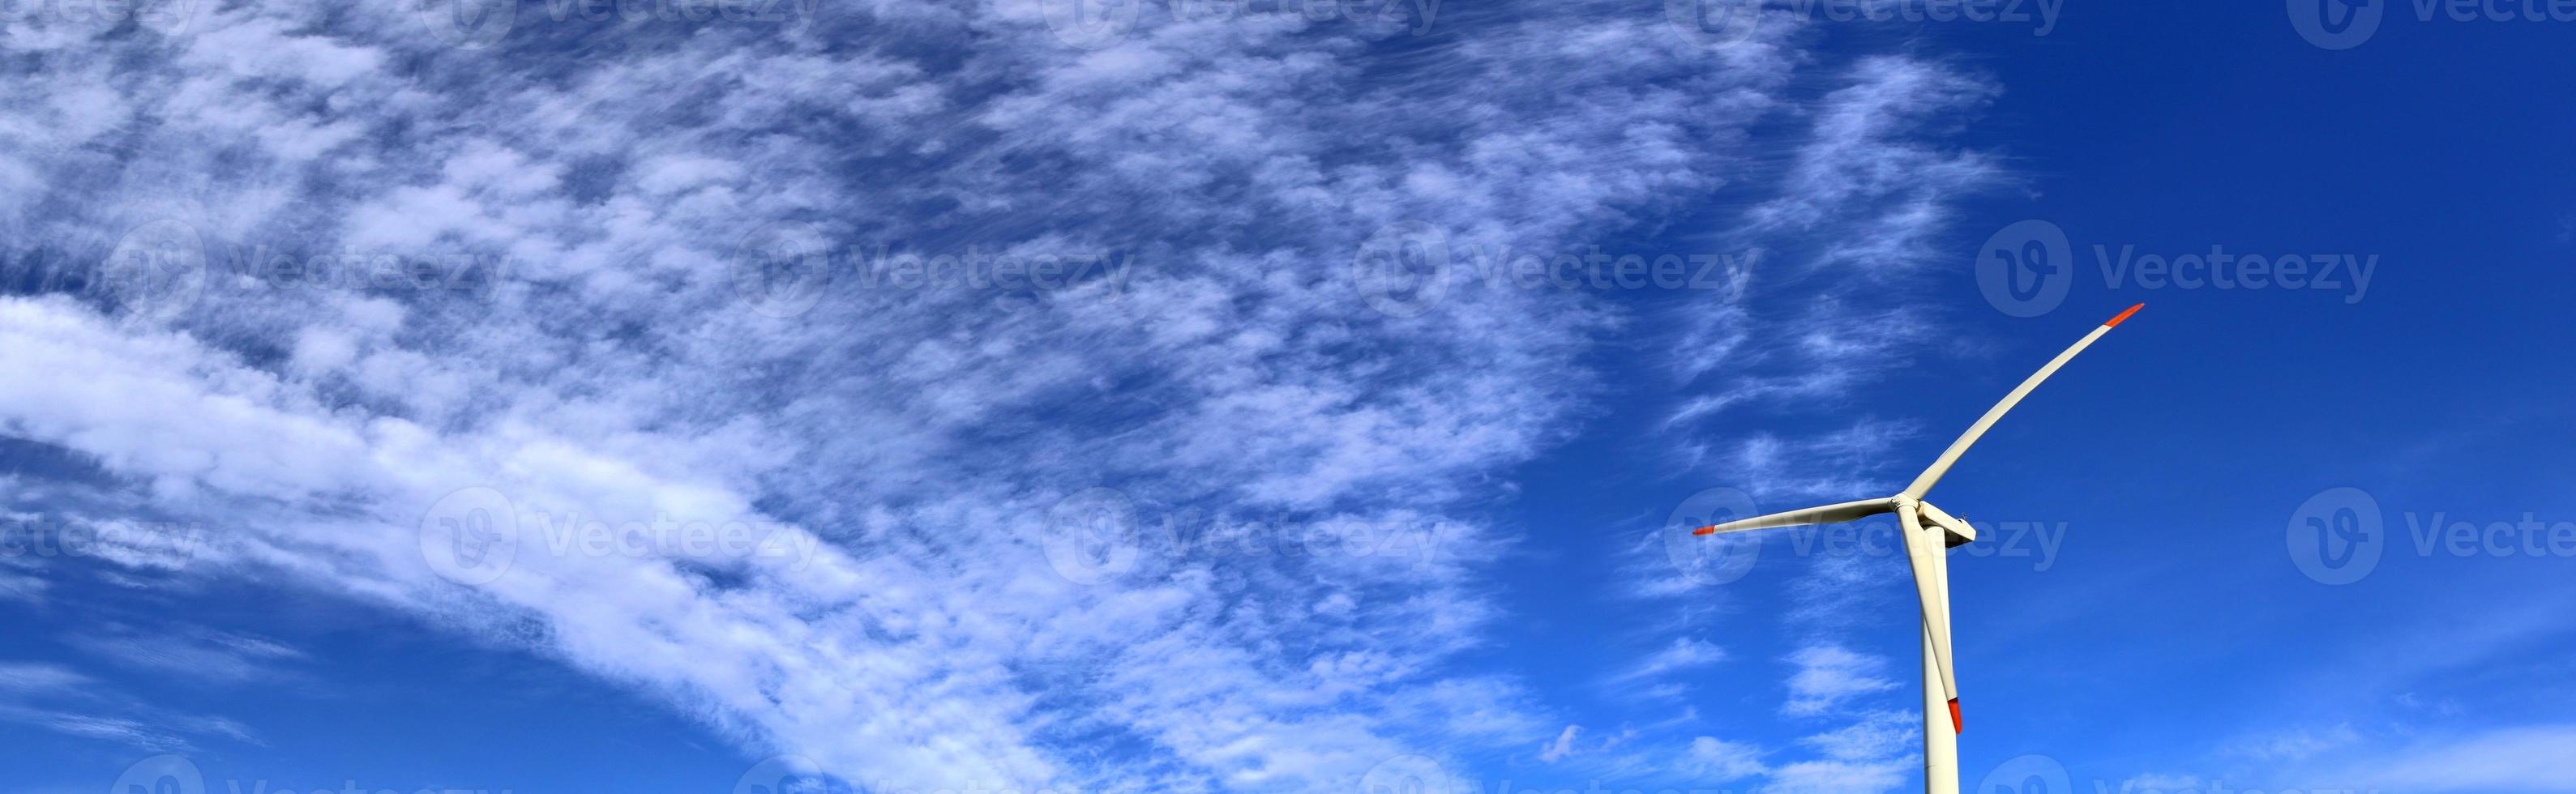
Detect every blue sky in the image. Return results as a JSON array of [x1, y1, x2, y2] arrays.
[[2, 1, 2574, 792]]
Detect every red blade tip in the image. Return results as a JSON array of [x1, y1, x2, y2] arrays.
[[1691, 526, 1717, 536], [1948, 698, 1962, 733], [2103, 303, 2144, 328]]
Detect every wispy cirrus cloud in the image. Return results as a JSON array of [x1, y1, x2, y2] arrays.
[[0, 662, 257, 753], [2327, 725, 2576, 792], [1608, 50, 2007, 793], [0, 0, 2017, 790]]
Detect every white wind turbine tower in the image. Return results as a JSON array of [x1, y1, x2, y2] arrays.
[[1689, 304, 2144, 794]]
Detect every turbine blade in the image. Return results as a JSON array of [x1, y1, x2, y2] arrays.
[[1899, 502, 1958, 719], [1902, 303, 2143, 499], [1690, 497, 1894, 536]]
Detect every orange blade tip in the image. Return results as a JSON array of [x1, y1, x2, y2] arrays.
[[1690, 526, 1717, 536], [1948, 698, 1962, 733], [2103, 303, 2144, 328]]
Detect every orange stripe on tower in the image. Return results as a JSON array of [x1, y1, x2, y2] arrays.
[[2103, 303, 2144, 328]]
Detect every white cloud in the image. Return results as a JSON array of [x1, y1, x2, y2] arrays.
[[0, 662, 90, 694], [1680, 736, 1767, 783], [1611, 638, 1730, 688], [1540, 724, 1581, 763], [1762, 711, 1914, 794], [0, 0, 2012, 788], [2232, 722, 2363, 762], [1782, 645, 1899, 718], [65, 626, 306, 685], [2331, 725, 2576, 792]]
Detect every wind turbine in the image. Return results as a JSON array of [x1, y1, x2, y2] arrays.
[[1689, 303, 2144, 794]]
